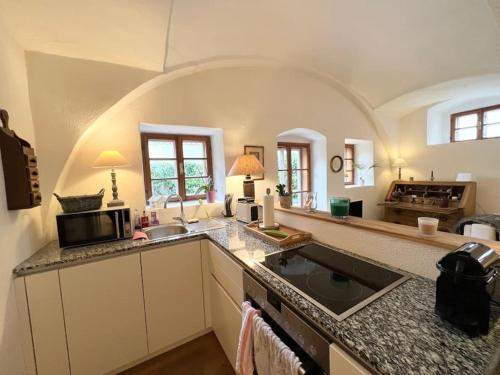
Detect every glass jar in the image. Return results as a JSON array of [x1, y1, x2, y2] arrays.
[[330, 197, 350, 219]]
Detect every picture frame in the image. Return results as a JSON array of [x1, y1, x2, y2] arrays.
[[244, 145, 265, 180]]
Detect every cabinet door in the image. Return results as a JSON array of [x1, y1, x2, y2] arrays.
[[59, 254, 148, 375], [24, 271, 70, 375], [141, 241, 205, 353], [210, 274, 242, 370], [329, 343, 370, 375]]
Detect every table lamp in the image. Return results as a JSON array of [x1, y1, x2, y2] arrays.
[[93, 150, 128, 207], [227, 154, 265, 199], [392, 158, 408, 180]]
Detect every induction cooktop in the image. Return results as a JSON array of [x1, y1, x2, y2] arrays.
[[258, 243, 409, 320]]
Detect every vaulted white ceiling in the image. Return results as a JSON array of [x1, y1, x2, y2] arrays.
[[0, 0, 499, 108]]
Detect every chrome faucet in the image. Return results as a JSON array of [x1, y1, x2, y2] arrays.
[[164, 194, 187, 224]]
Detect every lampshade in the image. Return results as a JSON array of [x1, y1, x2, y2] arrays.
[[93, 150, 128, 168], [228, 154, 265, 177], [392, 158, 408, 168]]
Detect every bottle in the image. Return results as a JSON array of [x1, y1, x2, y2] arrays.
[[134, 209, 141, 230], [141, 211, 149, 228], [151, 211, 159, 226]]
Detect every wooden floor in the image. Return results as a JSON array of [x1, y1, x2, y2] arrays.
[[120, 332, 235, 375]]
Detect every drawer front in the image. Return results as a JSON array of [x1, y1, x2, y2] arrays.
[[26, 166, 39, 179], [210, 275, 241, 370], [30, 191, 42, 205], [208, 241, 243, 306], [24, 154, 38, 167], [30, 179, 40, 192]]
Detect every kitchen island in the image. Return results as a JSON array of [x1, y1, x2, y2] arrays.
[[14, 218, 500, 375]]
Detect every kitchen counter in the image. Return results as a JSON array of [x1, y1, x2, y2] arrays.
[[14, 218, 500, 375]]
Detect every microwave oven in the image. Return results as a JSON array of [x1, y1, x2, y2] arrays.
[[56, 207, 132, 248]]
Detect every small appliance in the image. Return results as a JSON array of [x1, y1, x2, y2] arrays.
[[236, 198, 260, 223], [56, 207, 132, 248], [435, 242, 499, 336]]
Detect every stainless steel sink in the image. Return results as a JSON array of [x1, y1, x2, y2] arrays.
[[142, 224, 189, 240]]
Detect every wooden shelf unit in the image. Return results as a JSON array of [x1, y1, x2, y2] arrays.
[[381, 180, 476, 232], [0, 109, 41, 210]]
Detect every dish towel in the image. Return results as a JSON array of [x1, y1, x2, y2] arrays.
[[252, 314, 302, 375], [236, 301, 261, 375]]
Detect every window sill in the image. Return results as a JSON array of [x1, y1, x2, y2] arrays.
[[148, 200, 222, 210], [344, 184, 375, 189]]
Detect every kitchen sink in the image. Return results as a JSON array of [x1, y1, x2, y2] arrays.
[[142, 224, 189, 240]]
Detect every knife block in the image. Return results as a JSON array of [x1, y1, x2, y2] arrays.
[[0, 109, 41, 210]]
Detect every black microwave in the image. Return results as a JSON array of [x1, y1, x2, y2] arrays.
[[56, 207, 132, 248]]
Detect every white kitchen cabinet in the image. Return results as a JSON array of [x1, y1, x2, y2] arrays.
[[59, 253, 148, 375], [210, 274, 242, 370], [24, 271, 70, 375], [141, 241, 206, 353], [330, 343, 370, 375], [207, 241, 244, 305]]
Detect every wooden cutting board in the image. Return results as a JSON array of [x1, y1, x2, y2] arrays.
[[244, 222, 312, 247]]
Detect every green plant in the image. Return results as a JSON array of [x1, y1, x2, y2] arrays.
[[354, 162, 380, 170], [195, 176, 215, 194], [275, 184, 289, 197]]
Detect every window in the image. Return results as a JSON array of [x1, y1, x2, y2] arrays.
[[141, 133, 213, 201], [451, 104, 500, 142], [277, 142, 311, 206], [344, 144, 355, 185]]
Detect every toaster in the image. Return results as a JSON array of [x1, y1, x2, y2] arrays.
[[236, 199, 261, 223], [435, 242, 499, 336]]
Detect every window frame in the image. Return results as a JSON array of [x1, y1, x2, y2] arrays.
[[140, 133, 213, 201], [450, 104, 500, 142], [344, 144, 355, 185], [277, 142, 311, 206]]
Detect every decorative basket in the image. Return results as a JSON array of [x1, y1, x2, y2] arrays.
[[54, 189, 105, 213]]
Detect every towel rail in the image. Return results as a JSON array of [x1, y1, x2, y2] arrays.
[[244, 271, 330, 374]]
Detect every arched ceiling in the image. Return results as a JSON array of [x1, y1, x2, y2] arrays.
[[0, 0, 499, 109]]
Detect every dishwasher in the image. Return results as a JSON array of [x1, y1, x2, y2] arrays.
[[243, 271, 330, 375]]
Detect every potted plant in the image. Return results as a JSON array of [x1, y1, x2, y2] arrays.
[[275, 184, 292, 208], [196, 176, 217, 203]]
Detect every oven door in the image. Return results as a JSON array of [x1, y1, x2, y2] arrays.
[[244, 271, 330, 374], [57, 209, 129, 248]]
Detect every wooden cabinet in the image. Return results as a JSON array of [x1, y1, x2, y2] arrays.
[[0, 109, 41, 210], [210, 274, 242, 370], [381, 180, 476, 232], [141, 241, 206, 353], [59, 254, 148, 375], [24, 271, 70, 375], [330, 343, 370, 375]]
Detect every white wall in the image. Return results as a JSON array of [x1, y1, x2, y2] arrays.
[[53, 66, 390, 236], [0, 24, 45, 374], [399, 107, 500, 214]]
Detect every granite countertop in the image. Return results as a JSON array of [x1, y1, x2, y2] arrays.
[[13, 218, 500, 375]]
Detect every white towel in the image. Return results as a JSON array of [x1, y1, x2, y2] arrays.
[[252, 314, 302, 375]]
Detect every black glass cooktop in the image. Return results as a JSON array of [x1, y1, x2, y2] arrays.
[[259, 243, 407, 318]]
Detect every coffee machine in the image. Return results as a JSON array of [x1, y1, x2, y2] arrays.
[[435, 242, 499, 336]]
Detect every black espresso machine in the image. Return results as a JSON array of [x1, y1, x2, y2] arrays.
[[436, 242, 499, 336]]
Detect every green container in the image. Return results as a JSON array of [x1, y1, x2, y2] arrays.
[[330, 197, 350, 219]]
